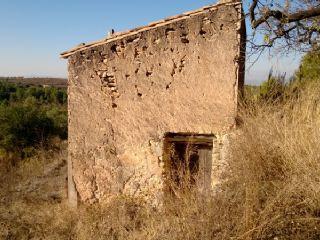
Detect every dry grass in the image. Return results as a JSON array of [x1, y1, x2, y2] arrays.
[[222, 81, 320, 239], [1, 82, 320, 239]]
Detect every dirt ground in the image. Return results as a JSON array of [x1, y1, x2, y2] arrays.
[[0, 143, 72, 239]]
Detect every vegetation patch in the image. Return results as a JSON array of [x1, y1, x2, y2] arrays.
[[0, 81, 67, 165]]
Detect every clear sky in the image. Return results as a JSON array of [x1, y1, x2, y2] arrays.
[[0, 0, 301, 85]]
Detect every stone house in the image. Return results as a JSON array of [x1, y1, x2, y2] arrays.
[[61, 0, 246, 205]]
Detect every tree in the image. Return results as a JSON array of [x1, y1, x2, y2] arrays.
[[248, 0, 320, 53], [295, 48, 320, 80]]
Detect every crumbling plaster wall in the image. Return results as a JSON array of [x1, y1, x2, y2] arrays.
[[68, 3, 245, 203]]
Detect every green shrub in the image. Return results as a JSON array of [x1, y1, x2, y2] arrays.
[[296, 49, 320, 81], [0, 81, 67, 157], [46, 106, 68, 139], [259, 73, 286, 103], [0, 103, 55, 154]]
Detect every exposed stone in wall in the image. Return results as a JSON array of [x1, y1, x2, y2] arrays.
[[65, 2, 246, 203]]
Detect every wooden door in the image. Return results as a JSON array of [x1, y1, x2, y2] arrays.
[[197, 148, 212, 194], [163, 133, 214, 196]]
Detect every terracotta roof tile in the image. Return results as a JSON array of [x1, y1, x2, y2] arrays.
[[60, 1, 241, 58]]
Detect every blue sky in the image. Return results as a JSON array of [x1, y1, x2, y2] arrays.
[[0, 0, 301, 85]]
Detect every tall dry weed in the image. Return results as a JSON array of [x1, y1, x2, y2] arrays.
[[225, 81, 320, 239]]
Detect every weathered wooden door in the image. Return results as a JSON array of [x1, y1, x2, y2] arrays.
[[197, 148, 212, 193], [163, 133, 214, 195]]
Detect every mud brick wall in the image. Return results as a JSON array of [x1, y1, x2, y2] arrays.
[[65, 2, 245, 203]]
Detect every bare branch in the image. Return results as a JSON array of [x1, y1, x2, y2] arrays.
[[251, 6, 320, 29], [247, 0, 320, 54]]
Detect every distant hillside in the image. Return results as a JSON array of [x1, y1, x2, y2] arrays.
[[0, 77, 67, 88]]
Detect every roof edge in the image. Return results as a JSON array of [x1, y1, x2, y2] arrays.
[[60, 1, 242, 59]]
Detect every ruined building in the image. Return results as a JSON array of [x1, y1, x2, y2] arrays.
[[61, 1, 246, 205]]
